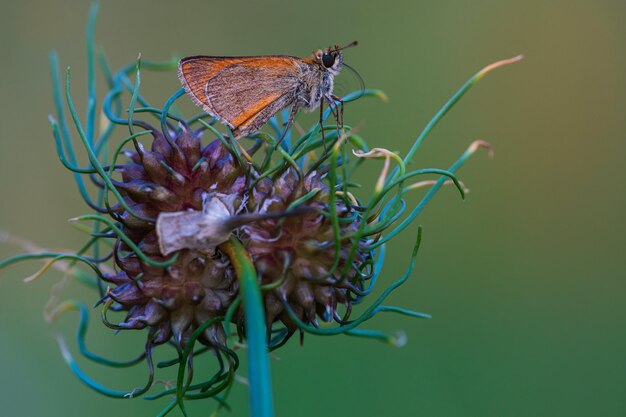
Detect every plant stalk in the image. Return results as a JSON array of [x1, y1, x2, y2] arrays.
[[220, 237, 275, 417]]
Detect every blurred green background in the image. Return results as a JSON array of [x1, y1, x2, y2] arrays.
[[1, 0, 625, 416]]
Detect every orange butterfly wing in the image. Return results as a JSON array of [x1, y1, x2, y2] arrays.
[[178, 56, 302, 137]]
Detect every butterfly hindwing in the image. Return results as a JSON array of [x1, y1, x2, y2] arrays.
[[178, 56, 302, 137]]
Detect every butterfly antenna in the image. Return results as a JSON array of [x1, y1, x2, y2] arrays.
[[343, 63, 365, 102], [336, 41, 359, 52]]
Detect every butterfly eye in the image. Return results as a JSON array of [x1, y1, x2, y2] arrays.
[[322, 53, 335, 68]]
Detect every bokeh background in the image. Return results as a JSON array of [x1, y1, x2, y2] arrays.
[[1, 1, 625, 416]]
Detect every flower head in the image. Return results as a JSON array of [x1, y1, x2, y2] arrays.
[[103, 126, 246, 347], [243, 168, 373, 343]]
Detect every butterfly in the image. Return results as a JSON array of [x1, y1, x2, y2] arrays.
[[177, 41, 358, 142]]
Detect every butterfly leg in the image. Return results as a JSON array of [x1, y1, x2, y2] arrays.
[[330, 94, 344, 135], [323, 98, 341, 153], [276, 104, 299, 148], [325, 96, 341, 144], [319, 95, 327, 152]]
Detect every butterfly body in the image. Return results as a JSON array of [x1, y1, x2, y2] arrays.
[[178, 43, 354, 139]]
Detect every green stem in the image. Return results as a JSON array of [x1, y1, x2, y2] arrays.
[[220, 237, 275, 417], [393, 54, 523, 181]]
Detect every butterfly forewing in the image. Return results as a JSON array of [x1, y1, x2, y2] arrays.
[[178, 56, 302, 137]]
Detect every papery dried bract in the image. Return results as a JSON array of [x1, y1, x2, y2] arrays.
[[156, 193, 239, 256]]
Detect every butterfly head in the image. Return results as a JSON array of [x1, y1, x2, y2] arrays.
[[313, 41, 358, 76]]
